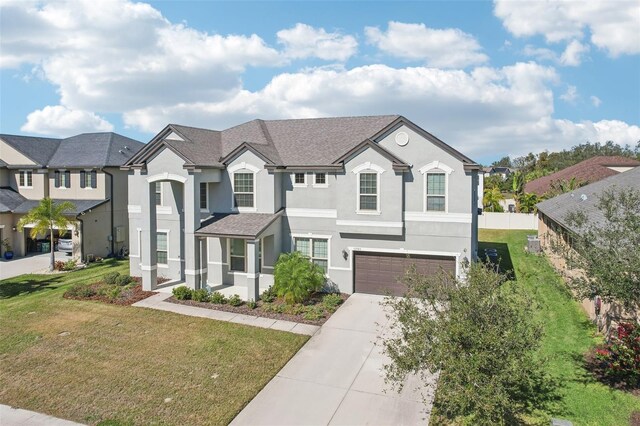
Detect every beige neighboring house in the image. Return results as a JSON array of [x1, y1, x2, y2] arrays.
[[0, 133, 143, 260]]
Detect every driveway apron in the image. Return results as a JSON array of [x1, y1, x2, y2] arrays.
[[231, 293, 436, 425]]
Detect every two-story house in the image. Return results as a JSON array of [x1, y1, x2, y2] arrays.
[[0, 133, 143, 260], [124, 115, 481, 299]]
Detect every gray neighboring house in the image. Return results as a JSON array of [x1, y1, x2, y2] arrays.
[[0, 133, 144, 259], [124, 115, 481, 299]]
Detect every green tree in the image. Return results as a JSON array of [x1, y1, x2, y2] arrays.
[[492, 156, 512, 168], [558, 187, 640, 314], [483, 187, 504, 212], [517, 192, 540, 213], [545, 177, 586, 198], [273, 251, 325, 304], [381, 262, 553, 424], [17, 198, 76, 271]]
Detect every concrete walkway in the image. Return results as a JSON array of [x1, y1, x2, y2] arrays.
[[0, 404, 84, 426], [0, 253, 55, 280], [133, 292, 319, 336], [231, 293, 437, 425]]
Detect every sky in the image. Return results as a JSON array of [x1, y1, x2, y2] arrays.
[[1, 0, 639, 165]]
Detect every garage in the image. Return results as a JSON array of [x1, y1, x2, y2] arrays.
[[354, 251, 456, 296]]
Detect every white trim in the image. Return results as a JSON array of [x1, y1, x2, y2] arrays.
[[352, 162, 386, 174], [286, 208, 337, 218], [156, 206, 172, 215], [329, 266, 351, 271], [228, 162, 260, 173], [208, 261, 229, 266], [156, 229, 169, 266], [129, 228, 142, 258], [199, 181, 209, 211], [141, 265, 157, 271], [167, 257, 181, 262], [154, 181, 163, 207], [18, 170, 34, 189], [147, 172, 187, 183], [404, 212, 472, 223], [227, 238, 247, 272], [128, 205, 142, 213], [291, 172, 308, 188], [312, 172, 329, 188], [290, 233, 332, 272], [419, 161, 453, 175], [336, 220, 403, 228], [185, 268, 208, 275]]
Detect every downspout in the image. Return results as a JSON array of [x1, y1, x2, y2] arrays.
[[76, 214, 84, 261], [102, 168, 115, 256]]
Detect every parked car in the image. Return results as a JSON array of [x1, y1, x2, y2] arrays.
[[58, 232, 73, 253]]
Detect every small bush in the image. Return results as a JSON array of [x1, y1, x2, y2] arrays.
[[106, 286, 122, 300], [228, 294, 243, 307], [104, 272, 121, 285], [273, 251, 325, 305], [322, 293, 343, 312], [303, 305, 325, 321], [261, 286, 276, 303], [247, 300, 257, 309], [115, 274, 132, 286], [54, 261, 65, 271], [595, 322, 640, 387], [262, 302, 285, 313], [192, 289, 210, 302], [62, 259, 77, 271], [209, 292, 227, 304], [66, 284, 96, 298], [283, 303, 306, 316], [172, 286, 192, 300]]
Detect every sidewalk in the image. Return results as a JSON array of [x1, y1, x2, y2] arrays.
[[0, 404, 84, 426], [133, 292, 320, 336]]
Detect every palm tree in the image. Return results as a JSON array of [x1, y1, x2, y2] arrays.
[[517, 192, 540, 213], [483, 187, 505, 212], [17, 198, 76, 271]]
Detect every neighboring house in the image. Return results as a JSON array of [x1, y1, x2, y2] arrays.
[[525, 156, 640, 196], [483, 166, 515, 180], [536, 166, 640, 322], [0, 133, 144, 260], [125, 115, 481, 299]]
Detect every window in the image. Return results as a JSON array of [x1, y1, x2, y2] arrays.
[[293, 172, 306, 187], [54, 170, 70, 189], [358, 173, 378, 211], [233, 173, 254, 208], [294, 237, 328, 273], [18, 170, 33, 188], [426, 173, 446, 211], [314, 172, 327, 187], [154, 182, 162, 206], [200, 182, 208, 210], [229, 238, 246, 271], [80, 170, 96, 189], [157, 232, 168, 265]]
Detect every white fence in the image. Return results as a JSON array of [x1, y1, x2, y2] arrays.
[[478, 212, 538, 230]]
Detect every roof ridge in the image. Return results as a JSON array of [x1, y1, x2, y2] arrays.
[[104, 132, 116, 167]]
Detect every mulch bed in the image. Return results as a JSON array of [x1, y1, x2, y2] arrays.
[[167, 292, 349, 326], [63, 277, 157, 306], [583, 350, 640, 397]]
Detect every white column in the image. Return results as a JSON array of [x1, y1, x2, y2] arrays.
[[246, 239, 260, 301], [184, 175, 201, 289], [140, 180, 157, 291]]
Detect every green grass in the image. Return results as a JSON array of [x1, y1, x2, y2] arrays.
[[0, 259, 308, 425], [480, 229, 639, 426]]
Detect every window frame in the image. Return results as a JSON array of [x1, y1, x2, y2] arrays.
[[292, 234, 331, 274], [154, 182, 163, 206], [419, 161, 453, 213], [229, 162, 259, 212], [156, 230, 168, 266], [425, 172, 446, 212], [199, 181, 208, 211], [292, 172, 307, 188], [18, 170, 33, 188], [228, 238, 247, 272], [352, 162, 385, 215], [312, 172, 328, 188]]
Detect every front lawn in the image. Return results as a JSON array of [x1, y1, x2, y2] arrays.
[[480, 229, 639, 426], [0, 259, 308, 425]]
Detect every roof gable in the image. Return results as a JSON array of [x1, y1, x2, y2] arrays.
[[0, 134, 61, 166]]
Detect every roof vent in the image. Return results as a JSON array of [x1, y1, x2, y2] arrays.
[[124, 145, 130, 150], [580, 194, 588, 201], [395, 131, 409, 146], [119, 150, 124, 154]]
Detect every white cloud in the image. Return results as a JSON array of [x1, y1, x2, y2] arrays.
[[494, 0, 640, 56], [365, 21, 488, 68], [560, 85, 578, 103], [590, 95, 602, 107], [276, 23, 357, 61], [559, 40, 589, 66], [21, 105, 114, 136]]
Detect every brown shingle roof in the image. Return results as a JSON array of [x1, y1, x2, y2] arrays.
[[195, 210, 283, 238], [524, 156, 640, 196]]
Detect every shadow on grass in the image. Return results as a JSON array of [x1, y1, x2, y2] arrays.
[[478, 241, 514, 280], [0, 275, 65, 299]]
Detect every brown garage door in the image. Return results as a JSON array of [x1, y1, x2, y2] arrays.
[[354, 252, 456, 296]]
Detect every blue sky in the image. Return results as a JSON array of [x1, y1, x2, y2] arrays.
[[1, 0, 639, 164]]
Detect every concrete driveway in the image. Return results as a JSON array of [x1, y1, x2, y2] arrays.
[[231, 293, 436, 426], [0, 253, 59, 280]]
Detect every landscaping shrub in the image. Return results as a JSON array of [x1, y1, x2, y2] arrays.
[[66, 283, 96, 298], [283, 303, 306, 316], [192, 289, 210, 302], [303, 305, 325, 321], [209, 292, 227, 304], [106, 286, 122, 300], [54, 260, 65, 271], [273, 251, 325, 304], [62, 259, 77, 271], [322, 293, 343, 312], [261, 286, 276, 303], [247, 300, 257, 309], [261, 302, 285, 314], [228, 294, 243, 307], [104, 272, 120, 285], [115, 274, 132, 286], [594, 322, 640, 387], [172, 286, 192, 300]]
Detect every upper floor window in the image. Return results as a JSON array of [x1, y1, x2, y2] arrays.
[[293, 172, 306, 187], [233, 173, 254, 208], [200, 182, 208, 210], [157, 231, 168, 265], [420, 161, 453, 213], [155, 182, 162, 206], [55, 170, 71, 189], [294, 236, 328, 273], [313, 172, 328, 187], [80, 170, 97, 189], [18, 170, 33, 188], [426, 173, 446, 211], [352, 162, 385, 214]]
